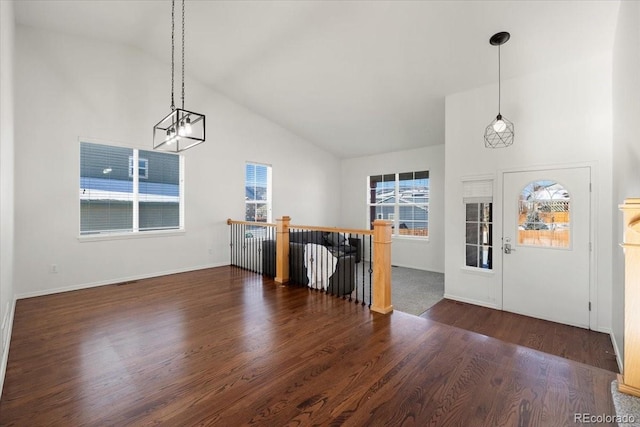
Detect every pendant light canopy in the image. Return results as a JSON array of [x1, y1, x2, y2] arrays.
[[153, 0, 205, 152], [484, 31, 513, 149]]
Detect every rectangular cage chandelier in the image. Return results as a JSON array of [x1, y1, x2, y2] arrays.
[[154, 108, 205, 152], [153, 0, 205, 152]]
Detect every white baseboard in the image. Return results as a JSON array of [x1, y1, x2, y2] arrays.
[[16, 262, 228, 300], [443, 293, 499, 310], [391, 263, 444, 274], [610, 331, 623, 374], [0, 296, 16, 399]]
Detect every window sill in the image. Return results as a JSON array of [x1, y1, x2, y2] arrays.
[[392, 235, 429, 242], [78, 229, 185, 243], [460, 266, 494, 276]]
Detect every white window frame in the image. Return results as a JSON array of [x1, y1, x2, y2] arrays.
[[367, 171, 429, 240], [245, 162, 272, 224], [79, 139, 184, 241], [462, 178, 494, 271]]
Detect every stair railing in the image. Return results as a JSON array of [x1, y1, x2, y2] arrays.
[[227, 216, 393, 314]]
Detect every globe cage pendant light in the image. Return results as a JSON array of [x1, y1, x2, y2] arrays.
[[484, 31, 513, 148], [153, 0, 205, 152]]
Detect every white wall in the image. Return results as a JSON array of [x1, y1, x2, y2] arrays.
[[14, 25, 341, 297], [340, 145, 445, 272], [445, 55, 613, 333], [612, 0, 640, 368], [0, 0, 16, 391]]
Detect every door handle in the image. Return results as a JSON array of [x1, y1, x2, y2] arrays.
[[504, 243, 516, 254]]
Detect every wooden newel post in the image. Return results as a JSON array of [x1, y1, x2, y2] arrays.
[[275, 216, 291, 284], [619, 198, 640, 397], [371, 220, 393, 314]]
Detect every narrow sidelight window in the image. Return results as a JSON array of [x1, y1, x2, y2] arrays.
[[245, 162, 272, 223], [465, 202, 493, 269], [462, 179, 493, 270]]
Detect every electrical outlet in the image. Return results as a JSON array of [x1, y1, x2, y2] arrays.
[[208, 248, 213, 255], [50, 264, 58, 273]]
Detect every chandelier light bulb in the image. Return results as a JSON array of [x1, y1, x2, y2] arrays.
[[184, 117, 192, 135], [493, 119, 507, 133], [167, 126, 178, 144]]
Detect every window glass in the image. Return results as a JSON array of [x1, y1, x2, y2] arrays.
[[80, 141, 181, 235], [129, 157, 149, 179], [368, 171, 429, 238], [245, 163, 272, 224], [138, 150, 180, 231], [80, 142, 134, 234], [465, 202, 492, 269], [518, 181, 570, 248]]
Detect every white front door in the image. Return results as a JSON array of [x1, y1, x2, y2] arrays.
[[502, 167, 591, 328]]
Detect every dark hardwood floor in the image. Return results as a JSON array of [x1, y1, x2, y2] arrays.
[[421, 298, 619, 373], [0, 266, 617, 426]]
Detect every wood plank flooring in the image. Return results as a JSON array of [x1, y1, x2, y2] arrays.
[[421, 298, 619, 373], [0, 266, 617, 426]]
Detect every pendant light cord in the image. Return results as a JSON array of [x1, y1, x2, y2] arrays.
[[497, 44, 501, 115]]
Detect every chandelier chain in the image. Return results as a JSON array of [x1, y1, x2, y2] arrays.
[[181, 0, 185, 109], [154, 0, 205, 151], [170, 0, 175, 111]]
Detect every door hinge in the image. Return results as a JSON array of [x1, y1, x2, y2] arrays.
[[589, 302, 592, 311], [589, 182, 592, 192], [589, 242, 592, 252]]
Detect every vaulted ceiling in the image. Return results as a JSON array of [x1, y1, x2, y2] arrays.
[[15, 0, 620, 158]]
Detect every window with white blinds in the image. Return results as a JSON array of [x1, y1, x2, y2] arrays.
[[245, 162, 272, 223], [80, 141, 182, 235]]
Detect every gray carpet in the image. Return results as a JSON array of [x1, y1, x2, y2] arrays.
[[391, 266, 444, 316], [612, 380, 640, 426], [350, 263, 444, 316]]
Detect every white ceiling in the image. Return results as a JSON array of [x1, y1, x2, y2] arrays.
[[15, 0, 620, 158]]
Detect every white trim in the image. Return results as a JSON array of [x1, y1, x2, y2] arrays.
[[179, 155, 185, 229], [266, 164, 273, 223], [78, 135, 140, 150], [132, 150, 139, 231], [392, 234, 430, 242], [391, 262, 443, 274], [587, 164, 599, 333], [15, 263, 228, 300], [0, 297, 16, 399], [443, 293, 500, 310], [460, 173, 496, 182], [78, 229, 185, 242], [460, 266, 495, 277], [610, 331, 623, 374]]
